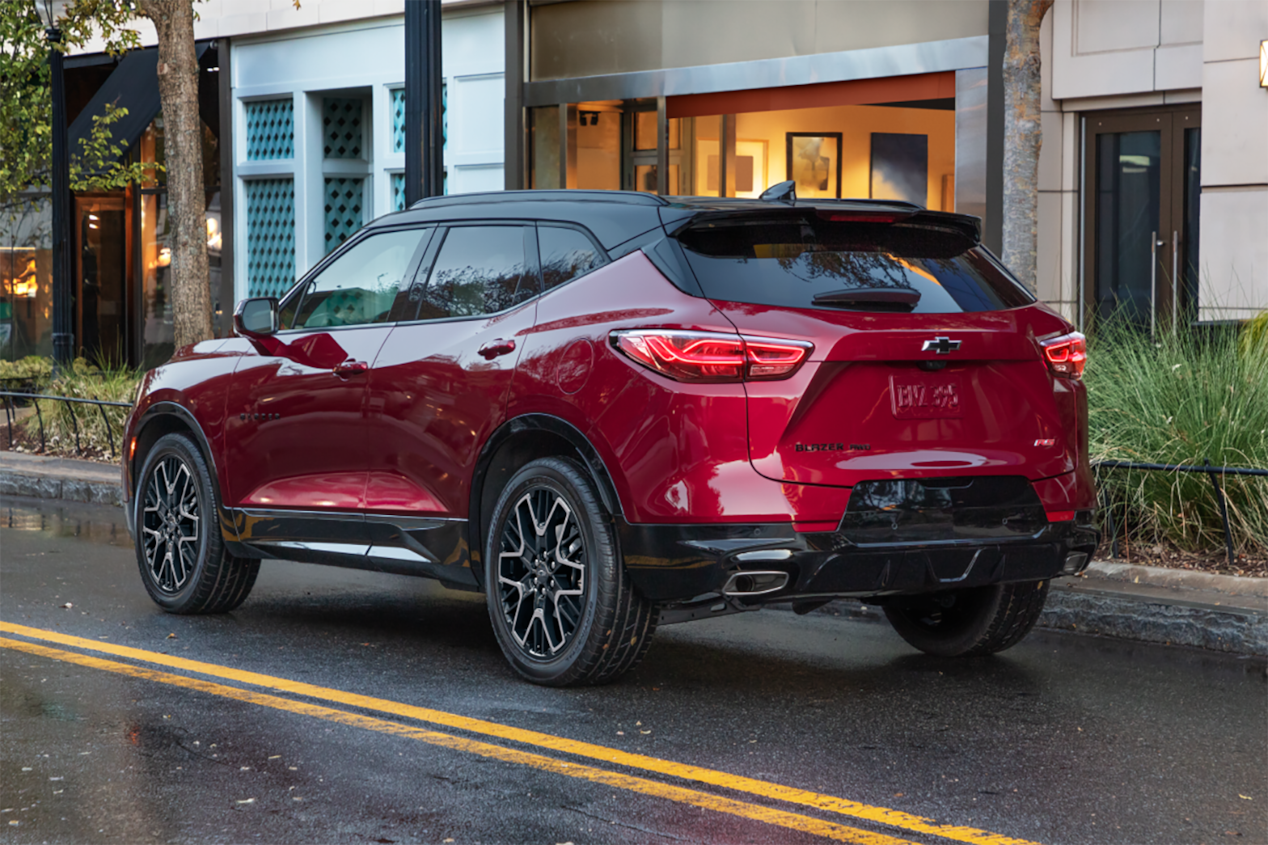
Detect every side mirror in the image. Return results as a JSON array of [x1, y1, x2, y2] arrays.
[[233, 297, 278, 339]]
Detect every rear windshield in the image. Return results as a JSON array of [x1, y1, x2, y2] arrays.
[[676, 216, 1035, 313]]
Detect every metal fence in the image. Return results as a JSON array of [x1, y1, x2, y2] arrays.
[[1094, 460, 1267, 565], [1, 390, 132, 460]]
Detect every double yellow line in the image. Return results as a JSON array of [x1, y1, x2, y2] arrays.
[[0, 621, 1039, 845]]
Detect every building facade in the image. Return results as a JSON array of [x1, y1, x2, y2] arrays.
[[503, 0, 1268, 329], [0, 0, 506, 365]]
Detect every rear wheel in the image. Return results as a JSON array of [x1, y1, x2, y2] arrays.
[[135, 433, 259, 614], [883, 580, 1049, 657], [484, 457, 656, 686]]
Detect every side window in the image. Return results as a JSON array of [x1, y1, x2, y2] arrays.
[[290, 229, 426, 330], [538, 225, 606, 290], [416, 226, 536, 320]]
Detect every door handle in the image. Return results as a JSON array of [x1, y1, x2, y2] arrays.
[[478, 338, 516, 360], [333, 359, 369, 377]]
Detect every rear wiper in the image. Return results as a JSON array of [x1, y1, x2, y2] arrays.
[[811, 288, 921, 312]]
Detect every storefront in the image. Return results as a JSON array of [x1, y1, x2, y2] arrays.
[[0, 42, 226, 367], [506, 0, 1001, 246]]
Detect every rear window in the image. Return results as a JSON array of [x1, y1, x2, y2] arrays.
[[676, 216, 1035, 313]]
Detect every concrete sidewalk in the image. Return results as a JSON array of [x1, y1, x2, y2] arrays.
[[3, 450, 1265, 655]]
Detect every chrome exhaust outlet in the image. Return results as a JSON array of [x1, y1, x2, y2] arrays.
[[722, 570, 789, 597], [1062, 551, 1089, 575]]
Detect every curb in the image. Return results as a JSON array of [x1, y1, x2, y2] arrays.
[[1, 453, 123, 507], [0, 470, 123, 507], [1039, 588, 1266, 655]]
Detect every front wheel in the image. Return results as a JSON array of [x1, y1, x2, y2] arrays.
[[484, 457, 656, 686], [134, 432, 259, 614], [883, 580, 1049, 657]]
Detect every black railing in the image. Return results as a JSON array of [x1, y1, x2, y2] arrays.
[[1094, 460, 1268, 565], [0, 390, 132, 460]]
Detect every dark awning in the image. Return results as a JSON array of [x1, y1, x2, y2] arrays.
[[67, 42, 212, 165]]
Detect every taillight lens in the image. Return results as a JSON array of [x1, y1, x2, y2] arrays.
[[611, 330, 812, 382], [1041, 332, 1087, 379]]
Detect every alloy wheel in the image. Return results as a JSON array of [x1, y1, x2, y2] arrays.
[[141, 455, 201, 594], [496, 487, 587, 658]]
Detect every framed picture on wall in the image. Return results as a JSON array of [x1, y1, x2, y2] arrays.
[[870, 133, 929, 207], [785, 133, 842, 198]]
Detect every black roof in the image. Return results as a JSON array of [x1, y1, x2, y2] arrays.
[[371, 190, 980, 249]]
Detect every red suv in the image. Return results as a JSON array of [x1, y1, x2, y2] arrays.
[[123, 186, 1097, 686]]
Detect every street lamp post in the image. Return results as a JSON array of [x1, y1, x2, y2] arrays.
[[36, 0, 72, 368], [404, 0, 444, 205]]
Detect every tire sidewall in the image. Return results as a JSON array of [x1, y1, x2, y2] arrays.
[[884, 584, 1006, 657], [134, 433, 219, 613], [484, 459, 608, 684]]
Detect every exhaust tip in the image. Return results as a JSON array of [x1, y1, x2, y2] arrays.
[[722, 570, 789, 597], [1062, 551, 1089, 575]]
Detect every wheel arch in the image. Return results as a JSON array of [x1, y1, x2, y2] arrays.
[[469, 414, 623, 590], [130, 403, 229, 537]]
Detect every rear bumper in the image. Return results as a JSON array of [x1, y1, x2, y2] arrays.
[[618, 511, 1099, 606]]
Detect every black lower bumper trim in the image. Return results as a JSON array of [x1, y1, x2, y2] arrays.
[[618, 515, 1099, 604]]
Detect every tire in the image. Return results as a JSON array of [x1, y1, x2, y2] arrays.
[[882, 580, 1049, 657], [134, 432, 259, 614], [484, 457, 656, 687]]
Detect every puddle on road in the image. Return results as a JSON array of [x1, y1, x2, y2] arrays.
[[0, 497, 131, 549]]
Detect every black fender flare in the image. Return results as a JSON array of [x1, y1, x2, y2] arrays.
[[468, 414, 625, 586], [131, 401, 239, 546]]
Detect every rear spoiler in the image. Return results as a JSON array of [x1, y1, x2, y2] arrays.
[[660, 204, 981, 245]]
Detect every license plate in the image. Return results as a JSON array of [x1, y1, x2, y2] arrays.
[[890, 374, 964, 419]]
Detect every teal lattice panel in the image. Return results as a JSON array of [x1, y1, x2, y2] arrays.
[[391, 88, 405, 153], [245, 179, 295, 298], [323, 98, 363, 159], [245, 98, 293, 160], [324, 178, 364, 253], [388, 85, 446, 154], [391, 173, 406, 211]]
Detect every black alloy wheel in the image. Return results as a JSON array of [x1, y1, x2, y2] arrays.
[[484, 457, 657, 686], [882, 580, 1050, 657], [134, 433, 259, 614], [497, 486, 588, 658], [141, 454, 201, 594]]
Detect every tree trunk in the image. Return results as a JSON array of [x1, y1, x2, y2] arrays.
[[1001, 0, 1053, 293], [137, 0, 212, 349]]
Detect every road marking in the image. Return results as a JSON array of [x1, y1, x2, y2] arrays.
[[1, 636, 909, 845], [0, 620, 1040, 845]]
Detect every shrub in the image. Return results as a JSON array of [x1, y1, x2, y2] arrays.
[[0, 355, 55, 392], [1086, 319, 1268, 557], [17, 359, 139, 460]]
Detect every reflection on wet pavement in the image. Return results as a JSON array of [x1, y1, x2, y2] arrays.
[[2, 498, 132, 549]]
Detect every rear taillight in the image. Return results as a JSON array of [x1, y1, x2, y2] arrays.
[[611, 330, 812, 383], [1041, 332, 1087, 379]]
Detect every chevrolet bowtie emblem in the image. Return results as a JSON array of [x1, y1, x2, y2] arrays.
[[921, 336, 962, 355]]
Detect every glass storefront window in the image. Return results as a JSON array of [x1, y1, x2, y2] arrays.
[[75, 195, 128, 362], [576, 105, 620, 190], [0, 197, 53, 361]]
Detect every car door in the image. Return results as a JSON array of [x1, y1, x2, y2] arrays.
[[224, 226, 432, 560], [362, 222, 540, 587]]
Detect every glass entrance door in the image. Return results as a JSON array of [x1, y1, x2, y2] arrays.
[[1083, 108, 1201, 332]]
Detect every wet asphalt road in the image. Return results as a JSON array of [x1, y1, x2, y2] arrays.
[[1, 496, 1265, 845]]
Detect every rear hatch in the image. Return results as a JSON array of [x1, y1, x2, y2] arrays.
[[672, 207, 1078, 489]]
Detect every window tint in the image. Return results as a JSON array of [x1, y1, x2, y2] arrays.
[[538, 225, 605, 290], [415, 226, 536, 320], [677, 216, 1035, 314], [290, 229, 425, 330]]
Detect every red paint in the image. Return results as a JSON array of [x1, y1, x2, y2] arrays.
[[124, 227, 1093, 541], [364, 300, 537, 518]]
